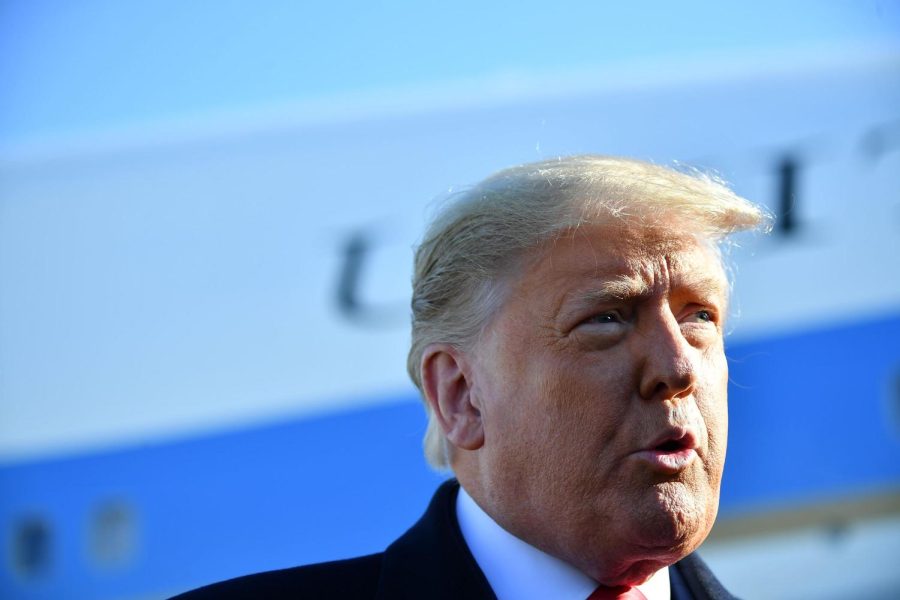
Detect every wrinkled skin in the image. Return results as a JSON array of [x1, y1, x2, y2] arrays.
[[441, 222, 730, 586]]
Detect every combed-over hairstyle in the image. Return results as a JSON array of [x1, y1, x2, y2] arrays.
[[409, 155, 769, 469]]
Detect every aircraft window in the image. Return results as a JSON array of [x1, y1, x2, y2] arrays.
[[10, 516, 51, 579], [88, 500, 137, 568]]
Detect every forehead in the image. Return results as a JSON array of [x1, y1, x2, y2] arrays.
[[511, 222, 727, 304]]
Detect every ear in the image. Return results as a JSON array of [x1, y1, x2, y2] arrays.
[[420, 343, 485, 452]]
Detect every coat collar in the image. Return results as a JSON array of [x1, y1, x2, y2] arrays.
[[376, 479, 496, 599], [673, 552, 736, 600]]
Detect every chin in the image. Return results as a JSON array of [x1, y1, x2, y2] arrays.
[[584, 488, 717, 587], [630, 482, 715, 557]]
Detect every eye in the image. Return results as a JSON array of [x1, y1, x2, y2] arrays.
[[681, 307, 719, 329], [583, 311, 623, 325], [573, 310, 628, 347]]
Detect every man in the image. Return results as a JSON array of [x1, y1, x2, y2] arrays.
[[173, 155, 768, 599]]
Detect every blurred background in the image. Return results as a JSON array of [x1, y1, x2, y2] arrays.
[[1, 1, 899, 598]]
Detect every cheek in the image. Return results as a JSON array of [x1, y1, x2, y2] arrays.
[[700, 354, 729, 475], [536, 360, 632, 459]]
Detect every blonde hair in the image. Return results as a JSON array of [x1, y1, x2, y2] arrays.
[[408, 155, 770, 469]]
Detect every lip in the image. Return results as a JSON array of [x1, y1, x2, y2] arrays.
[[632, 428, 699, 474]]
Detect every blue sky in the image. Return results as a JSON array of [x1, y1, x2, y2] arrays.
[[2, 1, 898, 143]]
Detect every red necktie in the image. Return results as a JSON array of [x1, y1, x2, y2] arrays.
[[586, 585, 648, 600]]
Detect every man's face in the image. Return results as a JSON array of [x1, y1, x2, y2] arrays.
[[467, 222, 729, 586]]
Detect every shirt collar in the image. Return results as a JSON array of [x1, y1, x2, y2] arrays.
[[456, 485, 671, 600]]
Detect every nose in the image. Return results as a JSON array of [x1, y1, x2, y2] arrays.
[[637, 312, 698, 401]]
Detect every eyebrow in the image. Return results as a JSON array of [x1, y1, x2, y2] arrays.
[[564, 276, 651, 313], [565, 272, 728, 311]]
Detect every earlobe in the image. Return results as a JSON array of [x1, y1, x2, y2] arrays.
[[420, 344, 485, 451]]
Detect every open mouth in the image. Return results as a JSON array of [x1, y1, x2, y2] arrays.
[[648, 428, 697, 453], [655, 438, 688, 453], [634, 429, 698, 473]]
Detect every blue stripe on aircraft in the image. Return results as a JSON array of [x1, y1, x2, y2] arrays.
[[722, 311, 900, 514]]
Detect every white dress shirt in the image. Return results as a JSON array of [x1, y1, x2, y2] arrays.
[[456, 486, 671, 600]]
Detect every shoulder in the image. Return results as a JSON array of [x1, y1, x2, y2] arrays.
[[167, 480, 486, 600], [169, 553, 384, 600]]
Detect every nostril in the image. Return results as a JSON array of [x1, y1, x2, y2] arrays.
[[641, 351, 697, 401], [649, 377, 693, 401]]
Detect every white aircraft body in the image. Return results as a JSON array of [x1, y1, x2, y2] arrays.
[[1, 46, 899, 600]]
